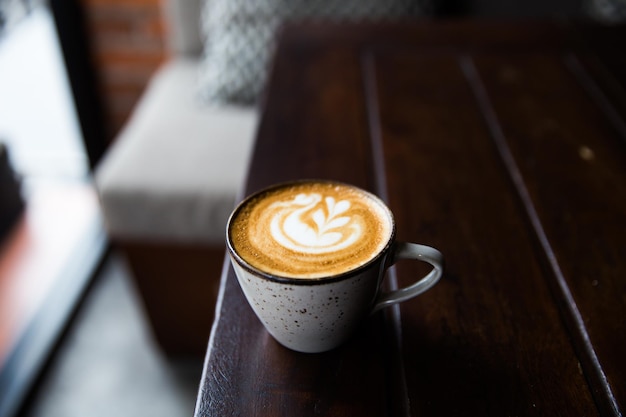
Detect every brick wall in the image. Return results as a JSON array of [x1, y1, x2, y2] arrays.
[[79, 0, 168, 143]]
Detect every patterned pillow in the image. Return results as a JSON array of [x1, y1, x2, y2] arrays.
[[198, 0, 434, 106], [587, 0, 626, 22]]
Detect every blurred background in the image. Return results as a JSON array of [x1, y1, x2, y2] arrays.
[[0, 0, 623, 416]]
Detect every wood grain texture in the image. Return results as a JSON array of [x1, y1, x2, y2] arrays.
[[119, 242, 224, 356], [367, 50, 598, 416], [196, 21, 626, 417], [472, 51, 626, 415]]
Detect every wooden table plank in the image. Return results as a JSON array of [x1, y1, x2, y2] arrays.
[[247, 40, 377, 193], [196, 39, 399, 417], [366, 51, 599, 416], [472, 51, 626, 415], [575, 24, 626, 122]]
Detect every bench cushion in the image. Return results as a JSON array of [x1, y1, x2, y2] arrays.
[[96, 57, 258, 244]]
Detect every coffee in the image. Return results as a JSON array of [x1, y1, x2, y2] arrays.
[[227, 180, 443, 352], [228, 181, 393, 279]]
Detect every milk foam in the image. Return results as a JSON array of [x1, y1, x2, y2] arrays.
[[229, 182, 393, 279], [269, 194, 361, 254]]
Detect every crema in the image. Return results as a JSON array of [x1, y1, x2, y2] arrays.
[[228, 181, 393, 279]]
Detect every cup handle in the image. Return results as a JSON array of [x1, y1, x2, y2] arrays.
[[372, 242, 443, 313]]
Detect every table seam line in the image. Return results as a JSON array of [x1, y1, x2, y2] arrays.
[[564, 53, 626, 144], [459, 54, 621, 417], [361, 48, 411, 417]]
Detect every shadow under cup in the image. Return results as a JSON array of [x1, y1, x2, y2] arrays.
[[226, 180, 443, 353]]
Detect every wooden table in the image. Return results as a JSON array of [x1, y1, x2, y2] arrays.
[[195, 21, 626, 417]]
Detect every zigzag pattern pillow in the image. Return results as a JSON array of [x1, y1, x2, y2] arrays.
[[198, 0, 434, 106]]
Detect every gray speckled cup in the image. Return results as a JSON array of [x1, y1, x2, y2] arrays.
[[227, 181, 443, 353]]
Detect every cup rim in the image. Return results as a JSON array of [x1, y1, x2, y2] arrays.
[[226, 179, 397, 285]]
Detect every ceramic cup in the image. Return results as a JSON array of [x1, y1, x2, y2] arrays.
[[226, 180, 443, 353]]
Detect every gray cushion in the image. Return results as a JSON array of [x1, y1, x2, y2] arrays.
[[96, 57, 258, 244], [198, 0, 434, 106], [587, 0, 626, 21]]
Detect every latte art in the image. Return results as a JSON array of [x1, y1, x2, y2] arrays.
[[270, 194, 361, 254], [228, 181, 393, 279]]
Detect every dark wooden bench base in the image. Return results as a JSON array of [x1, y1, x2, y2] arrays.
[[118, 241, 224, 357]]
